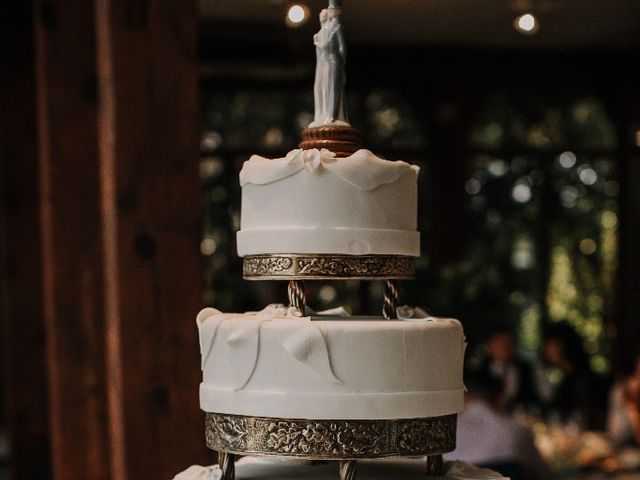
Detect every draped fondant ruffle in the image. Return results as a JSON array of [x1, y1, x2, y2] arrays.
[[197, 305, 343, 390], [239, 148, 419, 191]]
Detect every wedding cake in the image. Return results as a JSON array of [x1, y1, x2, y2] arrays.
[[177, 2, 507, 479]]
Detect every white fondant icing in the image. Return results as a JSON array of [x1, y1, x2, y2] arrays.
[[174, 457, 509, 479], [223, 317, 262, 390], [237, 149, 420, 257], [281, 322, 343, 384], [197, 306, 341, 391], [198, 308, 465, 420], [240, 149, 417, 191], [237, 227, 420, 257], [173, 465, 222, 480], [197, 307, 222, 370], [396, 305, 432, 321]]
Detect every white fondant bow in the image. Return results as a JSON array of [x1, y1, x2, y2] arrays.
[[285, 148, 336, 171]]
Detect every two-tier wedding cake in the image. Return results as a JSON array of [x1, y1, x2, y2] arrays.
[[199, 145, 465, 423]]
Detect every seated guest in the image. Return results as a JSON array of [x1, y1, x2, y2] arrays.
[[473, 327, 539, 411], [607, 356, 640, 446], [536, 323, 599, 426], [445, 371, 550, 480]]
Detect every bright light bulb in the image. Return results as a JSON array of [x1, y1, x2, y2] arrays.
[[286, 4, 308, 27], [515, 13, 539, 35]]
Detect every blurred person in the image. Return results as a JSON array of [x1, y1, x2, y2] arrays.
[[473, 327, 539, 411], [607, 356, 640, 446], [446, 371, 550, 480], [535, 323, 599, 427]]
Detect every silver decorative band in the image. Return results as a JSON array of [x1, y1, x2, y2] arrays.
[[205, 413, 456, 459], [243, 254, 415, 280]]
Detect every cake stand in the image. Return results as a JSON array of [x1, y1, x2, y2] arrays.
[[205, 128, 456, 480]]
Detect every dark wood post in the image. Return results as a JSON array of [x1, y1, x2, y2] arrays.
[[0, 4, 51, 479], [95, 0, 209, 478], [32, 0, 112, 479], [4, 0, 207, 478]]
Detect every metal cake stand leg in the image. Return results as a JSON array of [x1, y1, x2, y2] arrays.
[[383, 279, 399, 319], [426, 454, 443, 476], [288, 280, 306, 312], [218, 451, 235, 480], [339, 460, 357, 480]]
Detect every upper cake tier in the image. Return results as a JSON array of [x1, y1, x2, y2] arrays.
[[237, 148, 420, 257]]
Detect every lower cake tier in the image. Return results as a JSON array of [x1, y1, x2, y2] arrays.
[[197, 306, 466, 420], [174, 457, 508, 480]]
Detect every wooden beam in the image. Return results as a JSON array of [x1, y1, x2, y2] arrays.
[[0, 4, 51, 479], [95, 0, 208, 478], [33, 1, 112, 479]]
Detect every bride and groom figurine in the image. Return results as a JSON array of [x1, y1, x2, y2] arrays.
[[310, 2, 349, 128]]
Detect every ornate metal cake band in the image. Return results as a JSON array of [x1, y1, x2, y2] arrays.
[[243, 254, 415, 280], [205, 413, 456, 459]]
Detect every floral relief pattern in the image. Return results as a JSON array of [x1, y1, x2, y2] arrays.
[[266, 420, 384, 456], [205, 413, 456, 458], [243, 255, 414, 279], [243, 256, 293, 276]]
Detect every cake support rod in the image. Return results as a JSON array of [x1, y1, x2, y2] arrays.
[[339, 460, 356, 480], [218, 451, 235, 480], [382, 279, 399, 319], [288, 280, 306, 312], [426, 454, 444, 476]]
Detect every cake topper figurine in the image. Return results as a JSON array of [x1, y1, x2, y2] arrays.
[[299, 0, 360, 157], [309, 0, 349, 127]]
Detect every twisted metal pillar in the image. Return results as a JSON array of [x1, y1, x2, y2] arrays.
[[339, 460, 357, 480], [426, 454, 443, 476], [288, 280, 306, 313], [382, 279, 399, 319], [218, 451, 235, 480]]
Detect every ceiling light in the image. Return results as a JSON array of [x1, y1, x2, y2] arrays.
[[286, 4, 309, 28], [514, 13, 539, 35]]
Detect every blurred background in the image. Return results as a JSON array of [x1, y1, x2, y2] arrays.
[[2, 1, 640, 479]]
